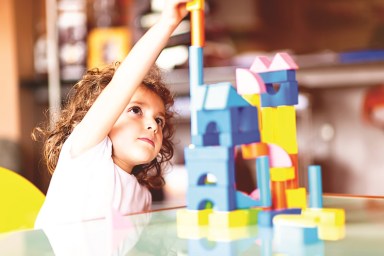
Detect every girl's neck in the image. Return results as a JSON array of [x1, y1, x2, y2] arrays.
[[112, 156, 133, 174]]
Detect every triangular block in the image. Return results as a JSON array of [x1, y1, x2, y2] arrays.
[[192, 85, 208, 110], [204, 82, 250, 110], [236, 191, 263, 208], [269, 53, 299, 71], [250, 56, 271, 73]]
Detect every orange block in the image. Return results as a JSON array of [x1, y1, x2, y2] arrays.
[[241, 142, 269, 159], [190, 10, 205, 46], [272, 180, 287, 209], [286, 154, 299, 189]]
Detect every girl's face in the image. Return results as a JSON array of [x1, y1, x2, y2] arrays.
[[109, 85, 166, 173]]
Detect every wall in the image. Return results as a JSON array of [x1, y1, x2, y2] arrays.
[[310, 86, 384, 196], [0, 0, 21, 172]]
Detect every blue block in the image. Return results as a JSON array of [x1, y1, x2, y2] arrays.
[[238, 106, 260, 132], [258, 208, 302, 227], [192, 133, 220, 146], [308, 165, 323, 208], [261, 81, 298, 107], [204, 82, 251, 110], [256, 156, 272, 207], [188, 46, 205, 139], [259, 70, 296, 84], [235, 191, 263, 208], [219, 130, 260, 146], [186, 160, 236, 187], [191, 110, 199, 136], [196, 106, 259, 135], [196, 108, 237, 134], [192, 130, 260, 147], [189, 46, 204, 87], [187, 186, 236, 211], [184, 146, 234, 160]]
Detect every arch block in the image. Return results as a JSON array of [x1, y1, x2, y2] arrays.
[[261, 81, 298, 107], [187, 186, 237, 211]]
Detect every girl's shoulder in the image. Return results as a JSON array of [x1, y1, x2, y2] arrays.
[[61, 127, 112, 162]]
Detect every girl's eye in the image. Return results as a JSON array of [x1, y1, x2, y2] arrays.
[[156, 117, 165, 128], [129, 106, 142, 115]]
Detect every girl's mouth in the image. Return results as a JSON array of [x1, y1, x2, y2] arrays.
[[138, 138, 155, 147]]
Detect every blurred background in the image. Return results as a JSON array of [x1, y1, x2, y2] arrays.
[[2, 0, 384, 202]]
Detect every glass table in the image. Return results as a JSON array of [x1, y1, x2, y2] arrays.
[[0, 194, 383, 255]]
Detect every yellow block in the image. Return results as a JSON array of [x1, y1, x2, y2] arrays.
[[261, 107, 277, 143], [286, 188, 307, 209], [176, 208, 213, 226], [270, 167, 295, 182], [242, 94, 261, 107], [301, 208, 345, 226], [209, 208, 260, 228], [275, 106, 298, 154], [273, 214, 317, 227], [187, 0, 205, 10], [318, 224, 345, 241]]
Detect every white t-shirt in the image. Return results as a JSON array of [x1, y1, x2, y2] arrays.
[[34, 129, 152, 229]]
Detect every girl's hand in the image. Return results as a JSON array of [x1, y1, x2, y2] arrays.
[[160, 0, 192, 28]]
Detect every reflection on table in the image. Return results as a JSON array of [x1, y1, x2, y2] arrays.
[[0, 195, 384, 255]]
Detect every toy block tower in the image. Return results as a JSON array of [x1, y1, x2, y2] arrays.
[[176, 0, 346, 246]]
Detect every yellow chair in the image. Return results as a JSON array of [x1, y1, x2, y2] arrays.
[[0, 167, 45, 233]]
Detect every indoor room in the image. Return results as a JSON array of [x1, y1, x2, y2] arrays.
[[1, 0, 384, 254]]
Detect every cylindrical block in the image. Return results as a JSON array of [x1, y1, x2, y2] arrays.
[[308, 165, 323, 208], [188, 46, 204, 87], [272, 180, 287, 209], [256, 156, 271, 207], [190, 10, 205, 47], [286, 154, 299, 189]]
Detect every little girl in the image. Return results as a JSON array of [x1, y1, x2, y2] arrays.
[[34, 0, 191, 228]]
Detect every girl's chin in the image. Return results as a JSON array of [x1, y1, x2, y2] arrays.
[[132, 156, 156, 165]]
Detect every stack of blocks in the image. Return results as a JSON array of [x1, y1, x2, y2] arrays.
[[176, 0, 346, 252]]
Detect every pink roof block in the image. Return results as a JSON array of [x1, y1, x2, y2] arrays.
[[250, 52, 299, 73], [250, 56, 272, 73], [269, 53, 299, 71], [236, 68, 266, 95]]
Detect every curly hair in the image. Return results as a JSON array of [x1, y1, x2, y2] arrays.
[[32, 63, 175, 189]]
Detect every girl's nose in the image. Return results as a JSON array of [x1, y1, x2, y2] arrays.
[[146, 120, 158, 133]]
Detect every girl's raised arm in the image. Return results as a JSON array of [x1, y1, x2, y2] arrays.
[[70, 0, 190, 157]]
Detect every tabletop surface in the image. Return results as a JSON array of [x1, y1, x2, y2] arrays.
[[1, 194, 384, 256]]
